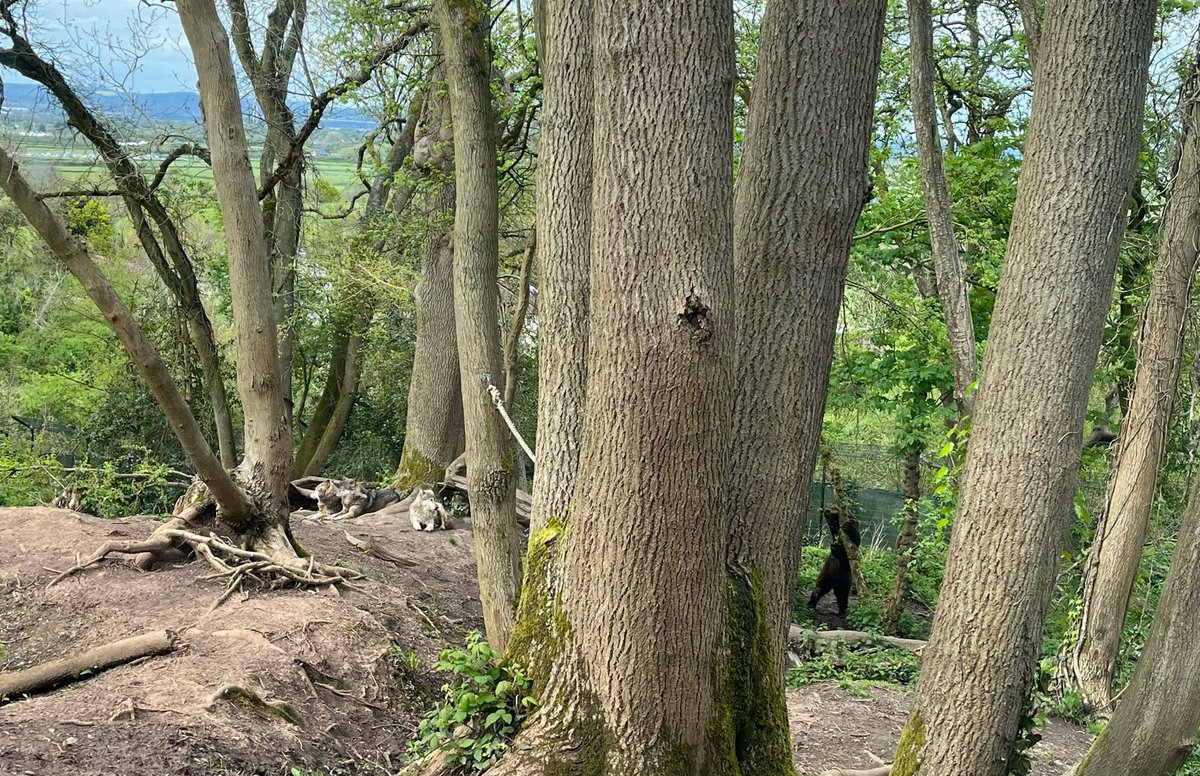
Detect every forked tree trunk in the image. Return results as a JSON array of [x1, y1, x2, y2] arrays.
[[0, 148, 251, 521], [178, 0, 295, 535], [491, 0, 737, 772], [890, 4, 1155, 775], [395, 80, 466, 489], [1073, 442, 1200, 775], [725, 1, 884, 768], [526, 0, 591, 532], [885, 443, 922, 634], [433, 0, 523, 651], [907, 0, 978, 418], [1068, 45, 1200, 714]]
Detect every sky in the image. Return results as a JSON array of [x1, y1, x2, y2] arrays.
[[8, 0, 196, 93]]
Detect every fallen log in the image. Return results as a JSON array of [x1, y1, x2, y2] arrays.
[[0, 630, 178, 703], [789, 625, 927, 653], [818, 767, 892, 776]]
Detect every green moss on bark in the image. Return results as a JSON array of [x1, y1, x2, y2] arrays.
[[891, 713, 927, 776], [391, 447, 444, 491], [712, 567, 796, 776], [505, 517, 568, 695]]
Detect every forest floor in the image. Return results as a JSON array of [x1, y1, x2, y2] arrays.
[[0, 505, 482, 776], [0, 506, 1094, 776]]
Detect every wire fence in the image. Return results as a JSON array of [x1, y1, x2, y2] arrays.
[[805, 441, 1110, 552]]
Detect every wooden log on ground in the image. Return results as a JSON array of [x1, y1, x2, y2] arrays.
[[0, 630, 177, 703], [789, 625, 927, 652], [818, 767, 892, 776]]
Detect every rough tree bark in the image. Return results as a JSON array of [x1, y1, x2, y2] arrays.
[[394, 76, 466, 490], [888, 3, 1155, 774], [907, 0, 978, 418], [178, 0, 295, 536], [0, 17, 238, 467], [1073, 441, 1200, 774], [526, 0, 591, 532], [488, 0, 737, 772], [1068, 44, 1200, 714], [724, 1, 885, 769], [433, 0, 523, 651]]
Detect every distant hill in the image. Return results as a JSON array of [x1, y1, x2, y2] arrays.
[[2, 81, 377, 131]]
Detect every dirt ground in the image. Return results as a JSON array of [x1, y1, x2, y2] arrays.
[[0, 506, 1093, 776], [788, 682, 1093, 775], [0, 505, 483, 776]]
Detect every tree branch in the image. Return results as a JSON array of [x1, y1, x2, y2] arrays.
[[0, 146, 251, 522], [257, 21, 428, 200]]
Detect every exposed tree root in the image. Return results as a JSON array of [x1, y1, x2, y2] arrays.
[[0, 630, 177, 703], [46, 495, 363, 609]]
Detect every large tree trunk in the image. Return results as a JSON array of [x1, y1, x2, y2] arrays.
[[1067, 46, 1200, 715], [178, 0, 295, 537], [490, 0, 737, 772], [1073, 442, 1200, 774], [889, 4, 1155, 775], [907, 0, 978, 418], [433, 0, 523, 651], [395, 76, 466, 489], [526, 0, 592, 532], [725, 2, 884, 769], [0, 147, 251, 521]]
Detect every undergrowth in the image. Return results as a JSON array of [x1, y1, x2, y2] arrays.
[[406, 632, 536, 772]]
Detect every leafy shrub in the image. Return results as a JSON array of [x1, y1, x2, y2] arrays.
[[786, 639, 921, 688], [406, 632, 536, 771]]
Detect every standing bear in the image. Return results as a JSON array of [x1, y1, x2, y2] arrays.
[[807, 506, 861, 617]]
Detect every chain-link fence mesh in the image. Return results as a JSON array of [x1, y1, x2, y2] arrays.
[[805, 442, 1111, 552]]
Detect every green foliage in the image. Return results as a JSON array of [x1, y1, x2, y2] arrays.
[[786, 639, 921, 689], [406, 632, 536, 772], [64, 198, 115, 254], [0, 442, 180, 517]]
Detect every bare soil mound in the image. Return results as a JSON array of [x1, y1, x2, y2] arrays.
[[0, 506, 483, 776]]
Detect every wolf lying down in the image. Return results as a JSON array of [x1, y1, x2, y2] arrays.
[[312, 479, 454, 531]]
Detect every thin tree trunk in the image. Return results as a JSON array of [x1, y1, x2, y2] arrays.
[[723, 2, 884, 768], [303, 311, 370, 476], [889, 4, 1155, 774], [0, 31, 238, 467], [491, 0, 736, 771], [296, 105, 420, 475], [1073, 440, 1200, 775], [433, 0, 523, 651], [0, 147, 250, 521], [885, 444, 923, 634], [907, 0, 978, 418], [178, 0, 295, 524], [526, 0, 592, 532], [502, 229, 535, 493], [1069, 45, 1200, 714]]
